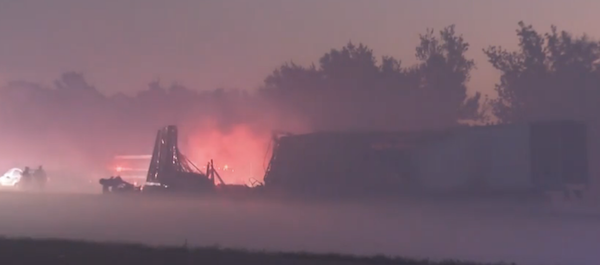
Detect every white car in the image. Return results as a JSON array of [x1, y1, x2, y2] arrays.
[[0, 168, 23, 187]]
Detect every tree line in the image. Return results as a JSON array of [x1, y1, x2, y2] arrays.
[[0, 21, 599, 159]]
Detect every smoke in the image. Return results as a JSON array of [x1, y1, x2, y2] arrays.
[[0, 77, 317, 189], [183, 122, 272, 184], [180, 108, 312, 184], [0, 74, 596, 264]]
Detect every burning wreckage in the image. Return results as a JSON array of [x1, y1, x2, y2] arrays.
[[100, 120, 590, 201], [100, 125, 230, 194]]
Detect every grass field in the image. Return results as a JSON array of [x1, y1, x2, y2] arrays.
[[0, 189, 597, 264], [0, 237, 512, 265]]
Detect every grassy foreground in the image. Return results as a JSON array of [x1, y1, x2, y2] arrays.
[[0, 237, 514, 265]]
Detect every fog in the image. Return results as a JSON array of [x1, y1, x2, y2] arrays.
[[0, 20, 600, 265], [0, 191, 597, 265]]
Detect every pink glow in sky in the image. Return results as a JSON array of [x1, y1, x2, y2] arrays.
[[0, 0, 598, 96]]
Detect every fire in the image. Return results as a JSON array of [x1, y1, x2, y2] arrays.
[[185, 123, 272, 185]]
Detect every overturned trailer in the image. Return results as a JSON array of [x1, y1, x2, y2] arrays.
[[101, 125, 225, 195], [143, 125, 223, 194], [263, 121, 589, 199]]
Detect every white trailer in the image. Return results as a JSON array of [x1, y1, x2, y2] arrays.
[[414, 121, 588, 194], [264, 120, 589, 198]]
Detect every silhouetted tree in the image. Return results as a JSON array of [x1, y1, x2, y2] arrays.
[[262, 26, 487, 131], [483, 21, 600, 123], [53, 72, 105, 104], [55, 72, 95, 91], [263, 62, 323, 92], [415, 25, 488, 125], [319, 42, 380, 91]]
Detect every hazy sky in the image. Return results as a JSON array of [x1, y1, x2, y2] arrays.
[[0, 0, 598, 96]]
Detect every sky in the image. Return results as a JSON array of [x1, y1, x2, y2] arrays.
[[0, 0, 598, 96]]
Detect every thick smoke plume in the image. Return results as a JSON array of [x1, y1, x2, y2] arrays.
[[183, 121, 279, 185], [0, 77, 316, 186]]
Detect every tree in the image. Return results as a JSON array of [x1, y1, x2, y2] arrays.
[[55, 72, 95, 91], [319, 42, 380, 90], [415, 25, 488, 125], [261, 43, 396, 130], [54, 72, 104, 102], [262, 62, 319, 92], [261, 27, 487, 131], [483, 21, 600, 123]]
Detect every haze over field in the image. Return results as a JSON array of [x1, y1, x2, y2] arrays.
[[0, 192, 598, 265], [1, 1, 600, 264]]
